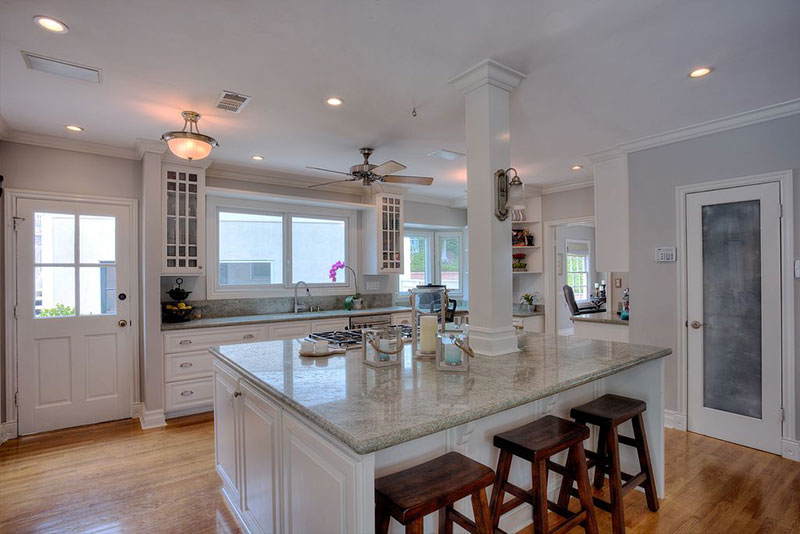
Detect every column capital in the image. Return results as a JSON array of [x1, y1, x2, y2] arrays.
[[135, 138, 167, 159], [448, 59, 526, 94]]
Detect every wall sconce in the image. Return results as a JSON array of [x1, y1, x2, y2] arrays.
[[495, 168, 524, 221]]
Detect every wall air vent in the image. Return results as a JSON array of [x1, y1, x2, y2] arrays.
[[215, 91, 251, 113], [427, 149, 465, 161], [21, 51, 101, 83]]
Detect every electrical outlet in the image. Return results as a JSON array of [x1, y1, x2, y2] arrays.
[[615, 278, 622, 288], [366, 281, 380, 291]]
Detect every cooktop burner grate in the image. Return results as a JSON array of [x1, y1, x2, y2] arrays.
[[308, 326, 412, 348]]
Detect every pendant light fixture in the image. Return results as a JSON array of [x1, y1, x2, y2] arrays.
[[161, 111, 218, 161]]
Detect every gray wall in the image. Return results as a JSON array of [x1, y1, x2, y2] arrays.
[[627, 113, 800, 434], [405, 200, 467, 228], [542, 186, 595, 222], [0, 141, 142, 423]]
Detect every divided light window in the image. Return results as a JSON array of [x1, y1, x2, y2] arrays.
[[566, 240, 590, 301], [398, 231, 463, 295]]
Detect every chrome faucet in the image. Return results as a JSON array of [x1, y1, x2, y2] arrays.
[[294, 281, 311, 313]]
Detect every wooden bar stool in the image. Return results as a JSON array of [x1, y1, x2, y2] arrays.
[[489, 415, 598, 534], [557, 394, 659, 534], [375, 451, 495, 534]]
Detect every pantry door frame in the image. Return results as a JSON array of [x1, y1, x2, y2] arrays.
[[4, 189, 140, 433]]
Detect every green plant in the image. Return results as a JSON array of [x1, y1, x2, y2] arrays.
[[38, 303, 75, 317], [520, 293, 538, 305]]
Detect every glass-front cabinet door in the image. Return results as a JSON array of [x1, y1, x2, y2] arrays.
[[162, 164, 205, 274]]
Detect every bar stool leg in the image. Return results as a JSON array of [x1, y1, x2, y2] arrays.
[[438, 505, 453, 534], [632, 413, 660, 512], [489, 450, 513, 529], [571, 442, 599, 534], [556, 450, 576, 509], [471, 488, 493, 534], [531, 459, 550, 534], [592, 425, 608, 489], [606, 426, 626, 534], [405, 517, 424, 534], [376, 506, 391, 534]]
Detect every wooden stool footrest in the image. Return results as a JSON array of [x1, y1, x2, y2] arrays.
[[449, 507, 475, 532], [617, 434, 637, 448]]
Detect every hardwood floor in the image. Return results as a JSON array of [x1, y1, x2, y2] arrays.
[[1, 416, 798, 533], [0, 413, 242, 534]]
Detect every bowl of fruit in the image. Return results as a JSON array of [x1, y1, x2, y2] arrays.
[[162, 301, 194, 323]]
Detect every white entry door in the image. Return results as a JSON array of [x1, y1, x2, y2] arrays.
[[15, 198, 134, 435], [686, 182, 782, 453]]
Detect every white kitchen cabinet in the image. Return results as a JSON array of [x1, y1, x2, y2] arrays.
[[593, 152, 629, 272], [163, 325, 267, 353], [362, 193, 404, 274], [165, 377, 214, 412], [162, 163, 206, 275], [214, 361, 240, 509], [513, 314, 544, 333], [240, 381, 282, 534], [267, 321, 311, 340], [310, 317, 350, 332], [390, 312, 412, 326]]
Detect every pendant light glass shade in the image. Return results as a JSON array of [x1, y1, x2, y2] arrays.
[[507, 175, 525, 209], [161, 111, 218, 161]]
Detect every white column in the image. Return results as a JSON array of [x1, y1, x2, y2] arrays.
[[136, 139, 167, 428], [449, 60, 526, 356], [590, 150, 629, 272]]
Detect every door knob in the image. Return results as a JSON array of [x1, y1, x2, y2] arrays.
[[118, 319, 128, 327], [690, 320, 705, 329]]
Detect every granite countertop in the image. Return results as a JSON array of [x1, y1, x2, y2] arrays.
[[161, 306, 413, 331], [571, 314, 629, 326], [211, 334, 669, 454]]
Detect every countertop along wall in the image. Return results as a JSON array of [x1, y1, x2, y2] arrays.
[[0, 141, 142, 423], [627, 113, 800, 435]]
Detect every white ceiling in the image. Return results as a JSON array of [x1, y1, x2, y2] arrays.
[[1, 0, 798, 199]]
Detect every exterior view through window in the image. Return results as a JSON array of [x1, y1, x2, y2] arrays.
[[399, 232, 462, 294], [566, 240, 590, 301], [218, 211, 283, 286]]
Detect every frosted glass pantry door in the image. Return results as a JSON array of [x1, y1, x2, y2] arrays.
[[686, 182, 782, 454]]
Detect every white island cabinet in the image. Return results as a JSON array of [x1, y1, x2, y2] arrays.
[[212, 336, 669, 534]]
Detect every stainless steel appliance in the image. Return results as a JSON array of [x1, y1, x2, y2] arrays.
[[308, 318, 412, 350]]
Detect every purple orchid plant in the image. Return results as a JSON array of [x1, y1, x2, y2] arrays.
[[329, 260, 361, 298]]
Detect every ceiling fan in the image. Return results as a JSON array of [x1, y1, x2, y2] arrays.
[[306, 147, 434, 188]]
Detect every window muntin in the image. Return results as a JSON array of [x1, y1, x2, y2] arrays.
[[399, 234, 430, 293], [398, 230, 464, 295], [566, 240, 590, 301], [437, 234, 461, 292]]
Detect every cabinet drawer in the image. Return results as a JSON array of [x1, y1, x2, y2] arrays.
[[165, 377, 213, 412], [390, 312, 412, 326], [165, 351, 212, 383], [163, 325, 266, 353], [310, 318, 350, 332], [268, 321, 310, 340]]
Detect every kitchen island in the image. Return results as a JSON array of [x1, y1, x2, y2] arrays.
[[571, 313, 630, 342], [210, 334, 669, 534]]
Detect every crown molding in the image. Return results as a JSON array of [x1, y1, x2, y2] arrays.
[[135, 138, 166, 159], [449, 58, 527, 94], [540, 177, 594, 195], [404, 193, 457, 207], [1, 129, 139, 160], [588, 98, 800, 160]]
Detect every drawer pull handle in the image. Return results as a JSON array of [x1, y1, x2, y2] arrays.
[[179, 362, 193, 368], [233, 391, 242, 398], [179, 340, 192, 345], [180, 390, 194, 397], [242, 334, 255, 339]]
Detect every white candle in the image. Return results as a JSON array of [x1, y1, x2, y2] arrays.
[[420, 315, 438, 353]]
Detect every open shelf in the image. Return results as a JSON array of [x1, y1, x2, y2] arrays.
[[512, 245, 541, 249], [511, 220, 541, 224], [513, 270, 541, 275]]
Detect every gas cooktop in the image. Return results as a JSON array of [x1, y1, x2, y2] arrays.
[[308, 326, 412, 349]]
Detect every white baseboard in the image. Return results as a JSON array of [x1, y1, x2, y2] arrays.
[[664, 410, 687, 431], [557, 328, 574, 336], [139, 407, 167, 430], [165, 405, 213, 420], [0, 421, 18, 444], [131, 402, 143, 419], [782, 438, 800, 462]]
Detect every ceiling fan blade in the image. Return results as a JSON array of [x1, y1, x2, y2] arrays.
[[305, 166, 352, 176], [382, 175, 434, 186], [307, 177, 358, 189], [370, 160, 406, 177]]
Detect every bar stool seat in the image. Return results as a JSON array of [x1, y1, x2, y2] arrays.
[[375, 451, 495, 534], [489, 415, 598, 534], [558, 394, 659, 534]]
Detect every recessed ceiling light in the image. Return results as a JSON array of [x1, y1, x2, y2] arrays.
[[571, 165, 583, 171], [326, 97, 343, 107], [34, 16, 69, 34], [65, 125, 84, 132], [689, 67, 712, 78], [251, 155, 264, 161]]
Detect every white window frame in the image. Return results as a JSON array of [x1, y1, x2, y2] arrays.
[[397, 229, 464, 298], [565, 239, 591, 303], [207, 196, 357, 299]]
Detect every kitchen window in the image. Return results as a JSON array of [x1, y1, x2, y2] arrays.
[[398, 230, 463, 295], [207, 196, 355, 298], [566, 240, 590, 301]]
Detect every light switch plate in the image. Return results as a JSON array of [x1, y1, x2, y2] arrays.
[[366, 281, 380, 290], [615, 278, 622, 288], [795, 260, 800, 279]]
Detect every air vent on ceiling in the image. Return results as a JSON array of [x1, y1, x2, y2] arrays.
[[215, 91, 251, 113], [21, 51, 101, 83], [427, 149, 465, 161]]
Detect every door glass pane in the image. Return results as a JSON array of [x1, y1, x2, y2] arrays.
[[218, 211, 283, 286], [79, 267, 117, 315], [438, 235, 460, 292], [79, 215, 116, 263], [35, 213, 74, 263], [399, 235, 429, 293], [702, 200, 762, 419], [291, 217, 346, 284], [35, 266, 75, 317]]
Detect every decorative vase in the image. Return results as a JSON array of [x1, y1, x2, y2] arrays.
[[353, 298, 363, 310]]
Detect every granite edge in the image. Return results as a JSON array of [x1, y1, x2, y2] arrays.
[[571, 315, 629, 326]]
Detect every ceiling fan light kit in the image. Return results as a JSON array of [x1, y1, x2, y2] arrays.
[[305, 147, 435, 189], [161, 111, 218, 161]]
